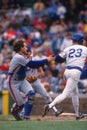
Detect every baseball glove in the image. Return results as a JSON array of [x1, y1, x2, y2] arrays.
[[26, 75, 37, 83]]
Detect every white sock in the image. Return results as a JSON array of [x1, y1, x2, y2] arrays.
[[52, 106, 58, 112]]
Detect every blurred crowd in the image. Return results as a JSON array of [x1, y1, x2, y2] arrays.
[[0, 0, 87, 94]]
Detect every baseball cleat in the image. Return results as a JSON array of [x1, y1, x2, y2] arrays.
[[11, 109, 22, 121], [55, 109, 64, 117], [20, 112, 30, 120], [76, 113, 84, 120], [42, 105, 50, 117], [24, 116, 30, 120]]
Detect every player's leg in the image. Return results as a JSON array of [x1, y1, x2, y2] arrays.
[[11, 102, 24, 120], [32, 79, 63, 116], [43, 68, 82, 116], [32, 79, 52, 103], [71, 87, 79, 117], [43, 77, 78, 116], [49, 77, 77, 108], [8, 80, 25, 120], [21, 80, 35, 120], [71, 87, 84, 120]]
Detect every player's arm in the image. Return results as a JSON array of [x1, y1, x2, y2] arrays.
[[26, 59, 48, 68], [55, 52, 66, 63], [26, 55, 54, 68]]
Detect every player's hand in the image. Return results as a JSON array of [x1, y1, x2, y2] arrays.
[[47, 55, 55, 62]]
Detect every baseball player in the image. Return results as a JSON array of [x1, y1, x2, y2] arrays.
[[20, 46, 63, 119], [8, 39, 54, 120], [43, 33, 86, 120]]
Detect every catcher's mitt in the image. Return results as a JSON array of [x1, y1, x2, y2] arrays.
[[26, 75, 37, 83]]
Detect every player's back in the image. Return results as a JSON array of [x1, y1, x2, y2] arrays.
[[64, 44, 87, 69]]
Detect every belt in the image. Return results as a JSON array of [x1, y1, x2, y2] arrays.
[[8, 73, 24, 81], [67, 66, 82, 72]]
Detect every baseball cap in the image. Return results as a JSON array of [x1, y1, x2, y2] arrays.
[[72, 33, 84, 42]]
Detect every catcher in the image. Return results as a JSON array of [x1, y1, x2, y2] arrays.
[[21, 46, 63, 119]]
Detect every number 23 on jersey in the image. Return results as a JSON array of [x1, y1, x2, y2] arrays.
[[68, 48, 82, 58]]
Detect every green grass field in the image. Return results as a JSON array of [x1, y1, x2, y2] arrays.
[[0, 115, 87, 130]]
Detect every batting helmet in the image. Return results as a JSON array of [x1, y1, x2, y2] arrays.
[[72, 33, 84, 42]]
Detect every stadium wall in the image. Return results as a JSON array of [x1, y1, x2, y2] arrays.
[[31, 94, 87, 116], [0, 92, 87, 115]]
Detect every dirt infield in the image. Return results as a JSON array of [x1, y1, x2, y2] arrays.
[[33, 113, 87, 121]]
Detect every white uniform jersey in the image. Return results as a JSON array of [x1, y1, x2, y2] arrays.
[[59, 45, 87, 69]]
